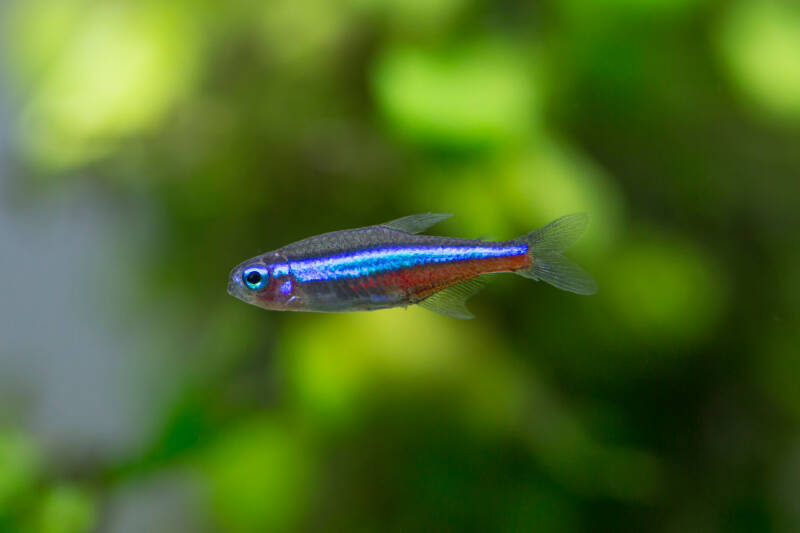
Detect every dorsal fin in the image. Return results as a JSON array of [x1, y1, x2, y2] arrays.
[[382, 213, 452, 234], [417, 278, 484, 319]]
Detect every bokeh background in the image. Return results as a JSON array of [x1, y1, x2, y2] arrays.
[[1, 0, 799, 531]]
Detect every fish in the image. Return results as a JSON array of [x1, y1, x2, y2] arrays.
[[227, 213, 597, 319]]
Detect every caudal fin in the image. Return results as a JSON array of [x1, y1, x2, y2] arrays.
[[516, 213, 598, 295]]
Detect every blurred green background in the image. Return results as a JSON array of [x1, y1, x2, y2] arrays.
[[1, 0, 799, 531]]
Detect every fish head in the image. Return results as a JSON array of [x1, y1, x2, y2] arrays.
[[227, 252, 298, 311]]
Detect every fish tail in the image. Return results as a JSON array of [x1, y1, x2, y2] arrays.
[[515, 213, 598, 295]]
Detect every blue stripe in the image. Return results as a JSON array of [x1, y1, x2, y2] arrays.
[[287, 245, 527, 283], [273, 263, 290, 277]]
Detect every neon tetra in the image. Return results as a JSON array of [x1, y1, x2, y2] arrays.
[[227, 213, 597, 319]]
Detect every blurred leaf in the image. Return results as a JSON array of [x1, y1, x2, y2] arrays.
[[372, 40, 537, 150], [7, 0, 203, 169], [716, 0, 800, 120], [356, 0, 472, 36], [282, 309, 471, 425], [202, 418, 314, 533], [601, 233, 726, 346], [0, 431, 39, 511], [32, 486, 95, 533], [258, 0, 352, 68]]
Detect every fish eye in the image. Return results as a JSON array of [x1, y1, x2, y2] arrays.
[[242, 266, 269, 290]]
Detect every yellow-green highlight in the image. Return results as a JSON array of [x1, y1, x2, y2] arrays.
[[372, 40, 537, 150], [716, 0, 800, 120]]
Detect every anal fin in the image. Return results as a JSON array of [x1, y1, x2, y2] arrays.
[[417, 278, 484, 319]]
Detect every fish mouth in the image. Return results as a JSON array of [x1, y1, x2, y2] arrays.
[[227, 266, 244, 299]]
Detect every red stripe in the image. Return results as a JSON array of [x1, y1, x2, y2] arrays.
[[385, 254, 530, 300]]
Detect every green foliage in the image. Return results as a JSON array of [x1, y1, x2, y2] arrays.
[[202, 419, 315, 533], [32, 486, 95, 533], [4, 0, 202, 168], [373, 40, 536, 150], [0, 432, 39, 513], [1, 0, 799, 531], [0, 434, 95, 533], [716, 0, 800, 120]]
